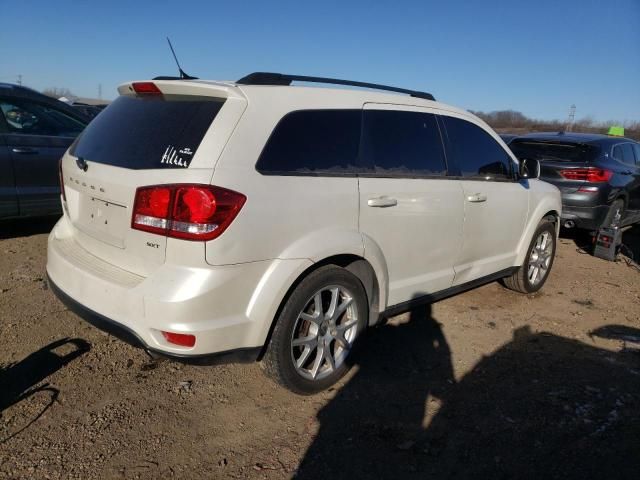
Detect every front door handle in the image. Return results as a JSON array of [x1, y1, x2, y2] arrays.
[[466, 193, 487, 203], [11, 147, 39, 154], [367, 196, 398, 208]]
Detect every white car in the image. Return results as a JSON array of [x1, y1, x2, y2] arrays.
[[47, 73, 561, 394]]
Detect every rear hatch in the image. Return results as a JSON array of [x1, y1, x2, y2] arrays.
[[59, 80, 246, 276], [509, 140, 601, 192]]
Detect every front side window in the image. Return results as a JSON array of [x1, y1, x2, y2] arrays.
[[256, 110, 361, 174], [360, 110, 447, 176], [0, 99, 85, 137], [443, 116, 513, 180]]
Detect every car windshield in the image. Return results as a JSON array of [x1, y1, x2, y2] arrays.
[[509, 140, 600, 163]]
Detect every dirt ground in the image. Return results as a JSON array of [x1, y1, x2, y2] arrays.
[[1, 217, 639, 479]]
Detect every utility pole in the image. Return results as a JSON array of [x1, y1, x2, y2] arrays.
[[17, 74, 22, 86], [566, 104, 576, 132]]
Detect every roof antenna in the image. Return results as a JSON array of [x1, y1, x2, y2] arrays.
[[166, 37, 197, 80]]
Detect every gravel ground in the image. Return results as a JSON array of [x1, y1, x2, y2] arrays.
[[1, 217, 639, 479]]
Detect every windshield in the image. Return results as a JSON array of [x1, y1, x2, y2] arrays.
[[70, 94, 225, 169], [509, 140, 600, 163]]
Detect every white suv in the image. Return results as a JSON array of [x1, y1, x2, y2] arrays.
[[47, 73, 561, 394]]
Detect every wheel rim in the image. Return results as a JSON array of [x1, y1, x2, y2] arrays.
[[527, 231, 553, 286], [290, 285, 359, 381]]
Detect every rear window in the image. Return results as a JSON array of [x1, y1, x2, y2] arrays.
[[70, 94, 224, 169], [256, 110, 361, 174], [509, 141, 600, 163]]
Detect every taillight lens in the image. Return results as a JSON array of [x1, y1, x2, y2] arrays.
[[132, 186, 172, 235], [560, 168, 613, 182], [132, 184, 246, 241]]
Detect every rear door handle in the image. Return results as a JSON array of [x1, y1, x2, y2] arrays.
[[466, 193, 487, 203], [12, 147, 39, 154], [367, 196, 398, 208]]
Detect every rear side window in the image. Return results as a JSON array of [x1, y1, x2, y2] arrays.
[[361, 110, 446, 176], [256, 110, 361, 174], [443, 116, 512, 180], [613, 143, 636, 165], [511, 140, 600, 163], [70, 95, 224, 169], [634, 144, 640, 165]]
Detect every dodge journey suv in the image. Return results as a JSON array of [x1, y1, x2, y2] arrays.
[[47, 73, 561, 394]]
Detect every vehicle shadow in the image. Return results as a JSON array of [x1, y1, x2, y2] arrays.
[[621, 225, 640, 264], [559, 227, 593, 251], [0, 338, 90, 442], [295, 314, 640, 479], [296, 304, 455, 478], [0, 215, 60, 240]]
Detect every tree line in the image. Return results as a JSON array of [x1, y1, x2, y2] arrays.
[[471, 109, 639, 141]]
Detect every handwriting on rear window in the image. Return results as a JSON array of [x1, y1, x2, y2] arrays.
[[161, 146, 193, 168]]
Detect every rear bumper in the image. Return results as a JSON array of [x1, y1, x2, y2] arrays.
[[542, 179, 612, 230], [47, 274, 260, 364], [45, 216, 288, 360], [561, 204, 609, 230]]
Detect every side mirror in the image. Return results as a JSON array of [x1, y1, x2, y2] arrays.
[[519, 158, 540, 179]]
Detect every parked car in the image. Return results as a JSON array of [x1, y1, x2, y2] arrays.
[[0, 83, 89, 219], [508, 132, 640, 231], [47, 73, 561, 393]]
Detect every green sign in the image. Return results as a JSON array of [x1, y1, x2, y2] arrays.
[[608, 126, 625, 136]]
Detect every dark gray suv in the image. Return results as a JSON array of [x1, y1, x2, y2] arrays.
[[509, 132, 640, 231], [0, 83, 88, 219]]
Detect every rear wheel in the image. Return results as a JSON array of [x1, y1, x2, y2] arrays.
[[262, 265, 368, 395], [503, 220, 556, 294]]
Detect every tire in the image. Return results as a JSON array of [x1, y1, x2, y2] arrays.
[[600, 199, 624, 229], [262, 265, 368, 395], [503, 220, 557, 294]]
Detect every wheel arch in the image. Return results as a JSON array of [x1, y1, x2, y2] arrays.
[[256, 254, 382, 361], [515, 205, 561, 266], [543, 209, 560, 236]]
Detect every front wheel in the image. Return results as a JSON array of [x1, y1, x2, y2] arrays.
[[262, 265, 368, 395], [503, 220, 557, 294]]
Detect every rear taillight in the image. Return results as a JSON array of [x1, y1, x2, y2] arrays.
[[560, 168, 613, 182], [132, 186, 172, 235], [58, 158, 66, 202], [132, 184, 246, 241]]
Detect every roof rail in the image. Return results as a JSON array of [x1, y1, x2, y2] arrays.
[[236, 72, 435, 101]]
